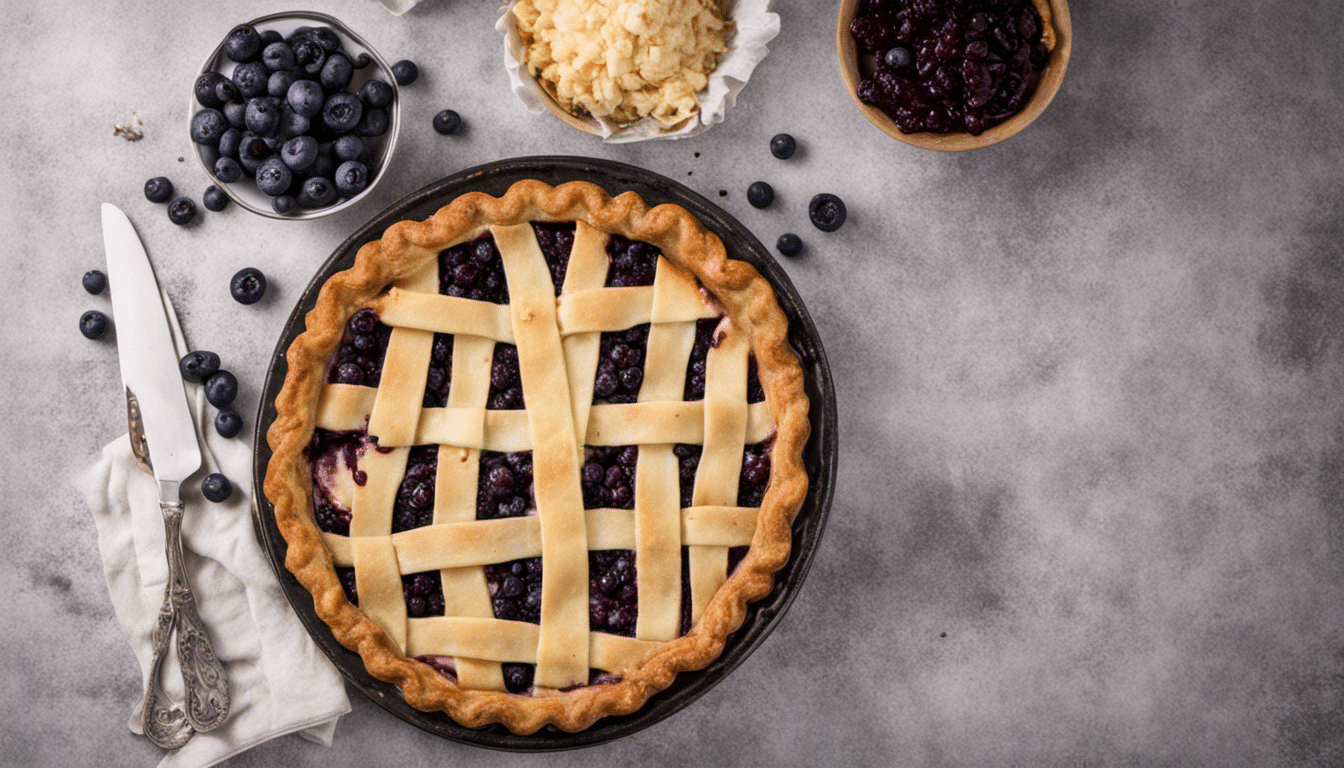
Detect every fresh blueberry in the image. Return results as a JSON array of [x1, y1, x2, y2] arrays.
[[320, 52, 354, 92], [224, 24, 262, 63], [223, 100, 247, 129], [144, 177, 173, 203], [286, 79, 325, 118], [255, 157, 292, 196], [204, 370, 238, 407], [232, 61, 269, 99], [203, 185, 230, 212], [244, 98, 280, 136], [808, 193, 847, 232], [82, 270, 107, 295], [191, 108, 228, 145], [167, 197, 197, 226], [179, 350, 221, 383], [215, 409, 243, 438], [354, 107, 388, 137], [194, 72, 228, 108], [391, 59, 418, 85], [261, 41, 295, 72], [259, 29, 283, 46], [308, 143, 338, 179], [291, 37, 326, 76], [267, 69, 296, 98], [776, 233, 803, 257], [215, 79, 241, 105], [884, 46, 914, 70], [280, 135, 318, 172], [214, 157, 243, 183], [747, 181, 774, 209], [80, 310, 108, 339], [359, 79, 394, 108], [272, 195, 297, 215], [300, 176, 338, 208], [333, 135, 363, 162], [238, 136, 272, 174], [306, 26, 342, 52], [432, 109, 461, 135], [200, 473, 232, 503], [217, 127, 243, 159], [322, 92, 363, 132], [770, 133, 797, 159], [352, 52, 373, 69], [275, 105, 310, 139], [334, 160, 369, 197]]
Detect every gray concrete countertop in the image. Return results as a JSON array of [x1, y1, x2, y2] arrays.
[[5, 0, 1344, 765]]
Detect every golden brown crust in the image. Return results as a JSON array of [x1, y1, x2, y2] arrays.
[[264, 179, 809, 733]]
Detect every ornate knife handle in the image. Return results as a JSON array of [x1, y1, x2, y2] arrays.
[[140, 498, 231, 747]]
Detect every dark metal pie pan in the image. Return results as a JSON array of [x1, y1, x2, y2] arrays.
[[251, 156, 838, 750]]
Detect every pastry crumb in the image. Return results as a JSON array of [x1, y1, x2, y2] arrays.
[[515, 0, 732, 128], [113, 112, 144, 141]]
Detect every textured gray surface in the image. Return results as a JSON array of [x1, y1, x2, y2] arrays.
[[4, 0, 1344, 765]]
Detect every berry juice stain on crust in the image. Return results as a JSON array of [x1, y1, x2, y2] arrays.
[[851, 0, 1049, 135]]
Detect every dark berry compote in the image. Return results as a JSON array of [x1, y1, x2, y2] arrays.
[[851, 0, 1050, 135]]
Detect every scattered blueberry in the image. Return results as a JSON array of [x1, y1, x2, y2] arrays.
[[167, 197, 197, 226], [334, 160, 369, 197], [391, 59, 419, 85], [201, 473, 232, 503], [80, 310, 108, 339], [214, 409, 243, 439], [432, 109, 461, 135], [884, 46, 914, 70], [231, 267, 267, 304], [320, 52, 354, 92], [255, 157, 292, 196], [322, 91, 362, 132], [301, 176, 337, 207], [194, 72, 228, 108], [144, 177, 174, 203], [770, 133, 796, 159], [281, 135, 318, 172], [203, 185, 230, 211], [261, 41, 296, 72], [204, 370, 238, 407], [179, 350, 221, 383], [224, 24, 262, 63], [747, 181, 774, 209], [776, 233, 803, 257], [809, 193, 847, 232], [360, 79, 394, 108], [272, 195, 297, 215], [333, 135, 363, 161], [82, 270, 107, 295]]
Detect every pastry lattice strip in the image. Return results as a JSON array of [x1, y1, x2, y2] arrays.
[[314, 221, 766, 689]]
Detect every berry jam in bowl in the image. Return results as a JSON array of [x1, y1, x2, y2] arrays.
[[837, 0, 1072, 151], [189, 11, 401, 220]]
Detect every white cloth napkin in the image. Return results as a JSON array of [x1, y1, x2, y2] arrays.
[[75, 297, 351, 768]]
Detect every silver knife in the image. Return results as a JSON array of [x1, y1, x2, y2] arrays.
[[102, 203, 230, 749]]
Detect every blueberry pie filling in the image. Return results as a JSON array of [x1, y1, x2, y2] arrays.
[[269, 180, 808, 732]]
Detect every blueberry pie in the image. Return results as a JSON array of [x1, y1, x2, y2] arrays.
[[264, 180, 809, 733]]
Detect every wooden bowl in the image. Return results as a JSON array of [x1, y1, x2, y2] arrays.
[[836, 0, 1072, 151]]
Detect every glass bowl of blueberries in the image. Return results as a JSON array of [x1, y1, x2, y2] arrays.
[[189, 11, 401, 219], [837, 0, 1072, 151]]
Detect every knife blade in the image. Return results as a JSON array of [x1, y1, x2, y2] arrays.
[[102, 203, 201, 484], [101, 203, 230, 746]]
